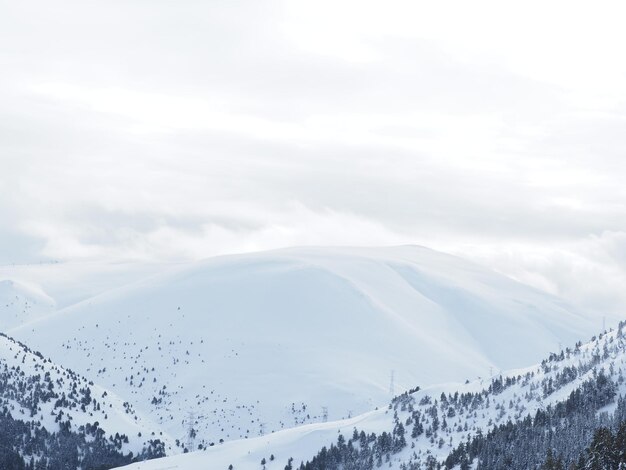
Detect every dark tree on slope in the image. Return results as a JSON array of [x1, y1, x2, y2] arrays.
[[585, 427, 618, 470], [541, 449, 564, 470]]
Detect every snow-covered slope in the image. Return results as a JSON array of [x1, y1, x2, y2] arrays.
[[116, 324, 626, 470], [0, 261, 169, 310], [0, 331, 173, 463], [8, 246, 594, 454], [0, 279, 55, 330]]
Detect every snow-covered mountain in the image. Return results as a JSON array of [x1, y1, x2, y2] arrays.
[[115, 322, 626, 470], [7, 245, 596, 455]]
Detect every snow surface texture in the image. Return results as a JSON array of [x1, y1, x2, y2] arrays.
[[7, 246, 595, 454], [0, 279, 55, 330], [116, 326, 626, 470]]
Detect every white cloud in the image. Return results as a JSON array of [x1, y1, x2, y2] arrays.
[[457, 232, 626, 320], [1, 0, 626, 314]]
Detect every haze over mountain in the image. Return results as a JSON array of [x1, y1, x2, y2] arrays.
[[3, 1, 626, 318]]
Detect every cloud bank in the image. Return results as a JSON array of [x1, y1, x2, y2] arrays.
[[2, 0, 626, 316]]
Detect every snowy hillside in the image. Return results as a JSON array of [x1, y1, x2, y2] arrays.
[[0, 331, 170, 467], [0, 279, 55, 330], [0, 261, 169, 310], [7, 246, 595, 455], [115, 322, 626, 470]]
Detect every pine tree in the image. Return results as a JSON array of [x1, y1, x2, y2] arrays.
[[586, 427, 617, 470], [615, 422, 626, 464]]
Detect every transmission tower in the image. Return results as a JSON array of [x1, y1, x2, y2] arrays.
[[185, 411, 196, 450], [184, 410, 204, 451]]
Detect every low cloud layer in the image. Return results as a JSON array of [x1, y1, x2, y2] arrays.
[[2, 0, 626, 316]]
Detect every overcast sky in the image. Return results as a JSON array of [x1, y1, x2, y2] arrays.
[[2, 0, 626, 315]]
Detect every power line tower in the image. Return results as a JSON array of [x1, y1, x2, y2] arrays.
[[184, 410, 204, 451], [185, 411, 196, 451], [389, 370, 395, 396]]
